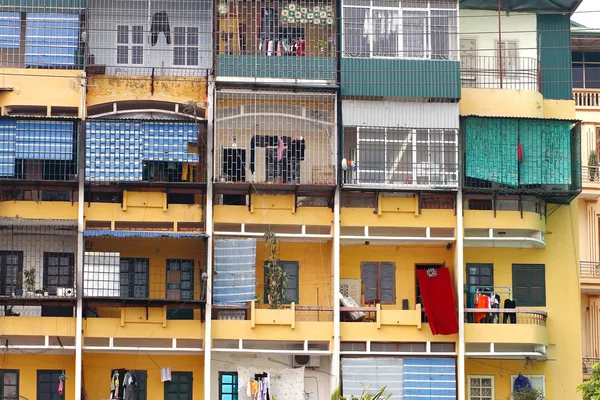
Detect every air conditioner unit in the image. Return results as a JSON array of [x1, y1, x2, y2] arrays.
[[293, 355, 320, 368], [533, 345, 547, 355], [340, 279, 361, 305]]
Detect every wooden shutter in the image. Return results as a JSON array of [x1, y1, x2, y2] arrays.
[[282, 261, 299, 303], [512, 264, 546, 306], [361, 262, 378, 303], [379, 262, 396, 304]]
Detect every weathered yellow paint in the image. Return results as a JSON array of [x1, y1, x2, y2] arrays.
[[83, 317, 204, 340], [0, 68, 82, 111], [377, 304, 422, 329], [464, 210, 545, 231], [7, 355, 75, 400], [252, 302, 295, 328], [543, 99, 576, 120], [464, 323, 548, 345], [84, 196, 202, 226], [0, 200, 78, 220], [460, 88, 544, 118], [212, 320, 333, 342], [86, 75, 208, 107], [340, 322, 457, 343], [83, 353, 203, 400], [341, 207, 456, 228], [123, 190, 166, 209], [0, 316, 76, 337], [213, 196, 333, 226], [341, 244, 454, 311], [464, 203, 582, 398]]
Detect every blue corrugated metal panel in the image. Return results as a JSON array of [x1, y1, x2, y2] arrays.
[[142, 121, 198, 163], [0, 119, 17, 177], [537, 14, 572, 100], [403, 358, 456, 400], [15, 120, 74, 160], [213, 238, 257, 305], [85, 120, 143, 182], [341, 358, 404, 399], [84, 230, 207, 238], [0, 13, 20, 49], [25, 13, 80, 67], [340, 58, 461, 99]]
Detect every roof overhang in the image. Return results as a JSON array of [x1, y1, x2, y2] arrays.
[[460, 0, 582, 13]]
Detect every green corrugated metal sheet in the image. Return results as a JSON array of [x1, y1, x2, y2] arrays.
[[465, 118, 519, 186], [537, 14, 572, 100], [340, 58, 461, 99], [460, 0, 581, 12], [217, 55, 336, 81], [0, 0, 85, 11], [519, 119, 572, 185]]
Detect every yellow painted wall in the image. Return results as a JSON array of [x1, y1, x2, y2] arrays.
[[256, 241, 333, 307], [0, 316, 76, 337], [83, 353, 203, 400], [464, 210, 545, 231], [84, 314, 204, 340], [543, 99, 576, 120], [460, 88, 544, 118], [5, 354, 74, 400], [86, 75, 208, 107], [465, 203, 582, 398], [0, 68, 82, 111], [0, 201, 78, 220], [340, 244, 454, 311]]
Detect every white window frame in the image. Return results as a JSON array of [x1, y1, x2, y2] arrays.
[[496, 39, 520, 79], [468, 375, 494, 400], [341, 0, 458, 60], [116, 24, 144, 65], [510, 374, 545, 397], [460, 37, 478, 82], [173, 26, 200, 66], [355, 127, 458, 187]]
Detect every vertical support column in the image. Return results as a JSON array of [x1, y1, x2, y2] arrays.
[[332, 187, 341, 388], [204, 77, 215, 400], [75, 73, 87, 400], [456, 190, 466, 400]]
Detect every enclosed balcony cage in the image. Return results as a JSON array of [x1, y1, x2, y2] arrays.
[[215, 0, 336, 81], [85, 118, 206, 184], [462, 117, 582, 202], [0, 117, 79, 183], [0, 0, 86, 69], [214, 90, 336, 186], [85, 0, 212, 77]]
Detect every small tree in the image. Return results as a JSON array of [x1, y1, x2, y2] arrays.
[[264, 230, 286, 309], [331, 385, 392, 400], [23, 268, 36, 292], [511, 387, 544, 400], [579, 362, 600, 400]]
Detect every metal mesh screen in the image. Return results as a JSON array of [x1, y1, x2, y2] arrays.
[[214, 90, 336, 185]]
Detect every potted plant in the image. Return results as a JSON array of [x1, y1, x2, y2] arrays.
[[43, 286, 49, 297], [317, 40, 327, 52], [23, 268, 36, 297], [34, 289, 44, 297], [510, 388, 544, 400], [589, 150, 598, 181], [14, 277, 23, 297]]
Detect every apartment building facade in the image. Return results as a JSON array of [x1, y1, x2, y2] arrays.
[[0, 0, 583, 399]]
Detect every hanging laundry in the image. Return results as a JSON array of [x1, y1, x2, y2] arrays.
[[110, 371, 120, 399], [518, 142, 524, 162], [123, 371, 137, 400], [58, 379, 64, 395], [161, 367, 172, 382], [514, 374, 533, 391], [474, 291, 489, 323], [150, 11, 172, 46], [277, 137, 287, 161], [416, 267, 459, 335]]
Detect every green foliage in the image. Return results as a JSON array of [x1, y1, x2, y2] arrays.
[[330, 385, 392, 400], [579, 363, 600, 400], [511, 388, 544, 400], [23, 267, 36, 292], [264, 229, 287, 309], [590, 150, 598, 167]]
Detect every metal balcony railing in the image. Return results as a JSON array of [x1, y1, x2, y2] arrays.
[[583, 166, 600, 185], [460, 55, 541, 92], [580, 261, 600, 279], [212, 302, 333, 322], [584, 357, 600, 376], [464, 308, 547, 326], [574, 89, 600, 109]]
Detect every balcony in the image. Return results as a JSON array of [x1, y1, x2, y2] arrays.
[[85, 119, 206, 186], [0, 117, 79, 185], [583, 357, 599, 380], [460, 56, 541, 92], [213, 90, 336, 196], [215, 0, 335, 83], [580, 261, 600, 291], [462, 116, 581, 202], [464, 309, 548, 359], [574, 89, 600, 109], [341, 127, 459, 191], [581, 166, 600, 198], [0, 221, 78, 312]]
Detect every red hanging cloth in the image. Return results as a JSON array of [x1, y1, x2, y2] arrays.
[[416, 267, 459, 335], [518, 142, 524, 163]]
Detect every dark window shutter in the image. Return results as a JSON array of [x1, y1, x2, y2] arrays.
[[282, 261, 299, 303], [379, 262, 396, 304], [361, 262, 378, 303], [512, 264, 546, 306], [529, 265, 546, 306]]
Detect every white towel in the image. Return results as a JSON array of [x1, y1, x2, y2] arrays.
[[161, 367, 172, 382]]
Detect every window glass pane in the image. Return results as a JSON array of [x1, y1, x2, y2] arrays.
[[174, 27, 186, 46], [187, 27, 199, 46], [343, 7, 369, 57], [187, 47, 199, 66], [431, 10, 454, 60], [174, 47, 186, 65], [585, 66, 600, 89], [117, 46, 128, 64], [372, 10, 399, 57], [117, 25, 129, 44], [403, 11, 427, 58], [132, 26, 143, 44]]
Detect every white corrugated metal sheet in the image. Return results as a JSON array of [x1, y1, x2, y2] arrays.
[[342, 101, 460, 129]]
